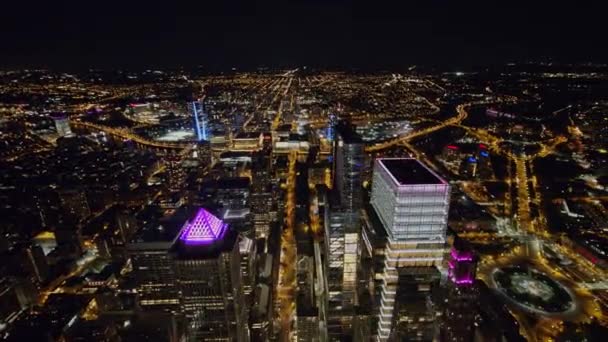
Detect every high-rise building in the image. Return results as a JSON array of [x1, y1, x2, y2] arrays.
[[251, 284, 271, 341], [196, 177, 253, 237], [370, 158, 450, 341], [0, 276, 37, 331], [51, 113, 72, 137], [239, 236, 257, 304], [328, 121, 365, 335], [333, 121, 365, 212], [251, 152, 273, 239], [447, 240, 476, 286], [188, 99, 210, 142], [352, 298, 372, 342], [116, 209, 138, 245], [442, 239, 479, 342], [390, 267, 441, 341], [297, 307, 321, 342], [20, 244, 50, 285], [55, 216, 84, 256], [118, 312, 186, 342], [191, 140, 212, 167], [171, 208, 249, 342], [252, 151, 271, 193], [58, 188, 91, 222], [127, 219, 181, 313], [164, 151, 189, 192], [326, 113, 338, 142]]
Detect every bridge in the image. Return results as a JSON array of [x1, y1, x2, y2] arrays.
[[71, 120, 188, 155], [365, 102, 471, 152], [580, 281, 608, 290]]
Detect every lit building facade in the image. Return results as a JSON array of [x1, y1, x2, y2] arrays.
[[127, 222, 181, 313], [327, 122, 365, 336], [251, 152, 273, 239], [442, 239, 478, 342], [333, 122, 365, 213], [51, 113, 72, 137], [192, 140, 211, 167], [370, 158, 450, 341], [239, 236, 257, 304], [326, 113, 337, 142], [297, 307, 321, 342], [164, 152, 186, 192], [390, 267, 441, 341], [171, 208, 249, 342]]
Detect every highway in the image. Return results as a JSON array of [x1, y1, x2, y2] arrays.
[[71, 120, 188, 151], [365, 100, 480, 152]]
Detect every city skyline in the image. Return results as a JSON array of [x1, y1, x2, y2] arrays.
[[1, 2, 608, 341]]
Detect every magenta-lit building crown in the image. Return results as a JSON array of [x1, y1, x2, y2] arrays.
[[448, 247, 476, 286], [179, 208, 228, 245]]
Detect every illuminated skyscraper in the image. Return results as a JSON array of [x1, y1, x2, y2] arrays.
[[251, 152, 272, 239], [326, 113, 338, 141], [442, 239, 478, 342], [370, 158, 450, 341], [188, 99, 210, 142], [447, 241, 476, 286], [327, 122, 365, 336], [51, 113, 72, 137], [128, 215, 182, 313], [333, 121, 364, 212], [192, 140, 211, 167], [389, 267, 441, 341], [171, 208, 249, 341], [165, 154, 186, 191]]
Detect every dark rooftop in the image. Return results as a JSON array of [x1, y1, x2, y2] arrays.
[[336, 121, 363, 144], [277, 124, 292, 132], [219, 151, 252, 159], [379, 158, 445, 185], [130, 207, 194, 244], [201, 177, 250, 190], [235, 132, 261, 139]]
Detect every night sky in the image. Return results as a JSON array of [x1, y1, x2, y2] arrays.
[[1, 0, 607, 70]]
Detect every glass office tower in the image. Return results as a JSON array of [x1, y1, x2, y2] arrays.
[[329, 122, 365, 311], [370, 158, 450, 341]]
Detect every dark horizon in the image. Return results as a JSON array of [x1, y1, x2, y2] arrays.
[[2, 1, 608, 71]]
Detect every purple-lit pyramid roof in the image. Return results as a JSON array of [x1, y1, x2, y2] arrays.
[[179, 208, 228, 245]]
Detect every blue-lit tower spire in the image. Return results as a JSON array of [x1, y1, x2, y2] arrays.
[[189, 99, 210, 141]]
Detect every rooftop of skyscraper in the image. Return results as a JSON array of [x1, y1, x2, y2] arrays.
[[336, 120, 363, 144], [378, 158, 446, 186], [130, 206, 193, 244], [171, 207, 238, 259]]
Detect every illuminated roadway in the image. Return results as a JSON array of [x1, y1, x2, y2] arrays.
[[276, 151, 297, 341], [271, 76, 294, 130], [70, 120, 188, 151], [365, 102, 472, 152]]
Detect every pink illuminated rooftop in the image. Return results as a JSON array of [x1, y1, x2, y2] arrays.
[[377, 158, 447, 186], [179, 208, 228, 245]]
